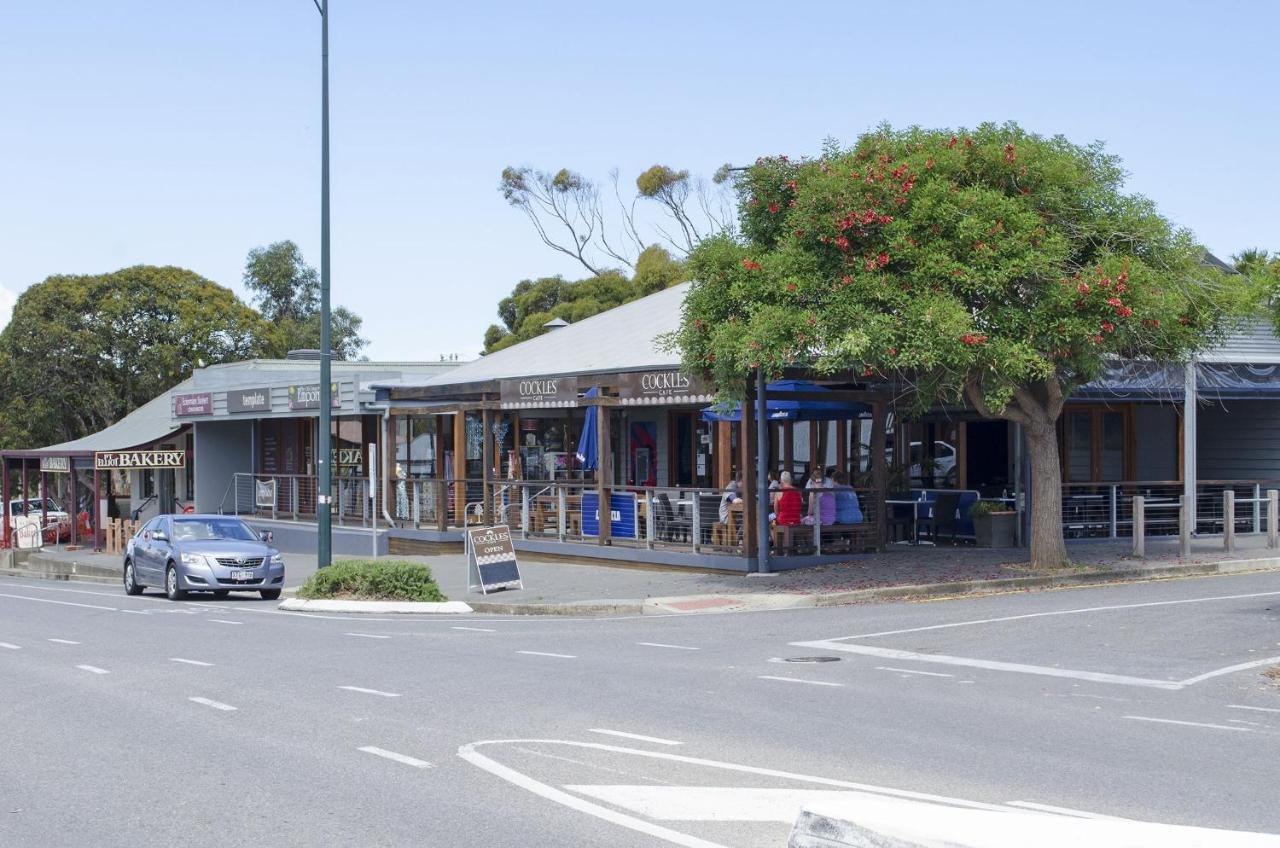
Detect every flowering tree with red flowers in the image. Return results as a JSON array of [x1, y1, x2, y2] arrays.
[[673, 123, 1249, 568]]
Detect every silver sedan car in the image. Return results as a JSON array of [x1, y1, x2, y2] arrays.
[[123, 514, 285, 601]]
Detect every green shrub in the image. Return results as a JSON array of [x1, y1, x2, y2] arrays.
[[297, 559, 447, 602], [968, 499, 1016, 519]]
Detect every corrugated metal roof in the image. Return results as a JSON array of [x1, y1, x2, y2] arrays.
[[420, 282, 691, 387], [1201, 318, 1280, 364], [30, 379, 193, 455]]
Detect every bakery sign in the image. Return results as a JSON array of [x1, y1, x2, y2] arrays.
[[500, 375, 578, 409], [616, 369, 713, 406], [95, 450, 186, 470]]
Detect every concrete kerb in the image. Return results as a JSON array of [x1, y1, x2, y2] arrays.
[[1, 552, 120, 585], [278, 598, 474, 615]]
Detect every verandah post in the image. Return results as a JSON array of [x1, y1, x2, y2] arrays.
[[1132, 495, 1145, 557], [1223, 489, 1235, 553]]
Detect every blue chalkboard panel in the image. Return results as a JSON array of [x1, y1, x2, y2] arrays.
[[580, 492, 638, 539]]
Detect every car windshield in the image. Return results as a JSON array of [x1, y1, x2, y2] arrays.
[[171, 519, 258, 542]]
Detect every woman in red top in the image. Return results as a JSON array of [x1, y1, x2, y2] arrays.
[[773, 472, 803, 526]]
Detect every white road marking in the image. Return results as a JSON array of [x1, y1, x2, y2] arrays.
[[877, 666, 953, 678], [518, 650, 577, 659], [47, 638, 81, 645], [588, 729, 683, 746], [0, 642, 21, 650], [76, 665, 109, 675], [822, 590, 1280, 640], [563, 786, 897, 823], [452, 626, 497, 632], [795, 643, 1183, 690], [638, 642, 700, 651], [118, 609, 151, 615], [1229, 704, 1280, 714], [345, 632, 390, 639], [1123, 715, 1251, 732], [170, 658, 213, 667], [338, 685, 401, 698], [1178, 655, 1280, 686], [208, 619, 242, 625], [0, 592, 116, 611], [358, 746, 432, 768], [757, 675, 843, 688], [1006, 801, 1127, 820], [1228, 719, 1266, 727], [189, 696, 236, 711]]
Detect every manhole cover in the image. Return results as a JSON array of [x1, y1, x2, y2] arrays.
[[783, 656, 841, 663]]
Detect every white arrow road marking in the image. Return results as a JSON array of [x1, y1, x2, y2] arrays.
[[588, 729, 682, 746], [359, 746, 432, 769], [518, 651, 576, 659], [345, 632, 390, 639], [452, 626, 497, 632], [169, 658, 213, 667], [48, 638, 81, 645], [76, 665, 109, 675], [338, 685, 401, 698], [0, 642, 20, 650], [757, 675, 843, 687], [208, 619, 242, 626], [637, 642, 699, 651]]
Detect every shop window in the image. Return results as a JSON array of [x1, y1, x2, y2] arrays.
[[1062, 407, 1130, 483]]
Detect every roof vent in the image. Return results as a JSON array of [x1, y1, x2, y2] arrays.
[[285, 349, 322, 361], [543, 318, 570, 330]]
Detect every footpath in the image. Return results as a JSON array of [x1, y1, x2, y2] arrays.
[[4, 534, 1280, 616]]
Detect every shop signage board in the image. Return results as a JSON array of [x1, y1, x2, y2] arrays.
[[38, 456, 70, 473], [255, 479, 276, 509], [616, 369, 714, 406], [500, 376, 578, 409], [334, 448, 363, 467], [174, 392, 213, 417], [227, 387, 272, 414], [466, 525, 523, 593], [580, 491, 638, 539], [288, 383, 341, 410], [95, 450, 186, 470]]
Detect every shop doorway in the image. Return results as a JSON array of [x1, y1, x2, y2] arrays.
[[965, 420, 1011, 496]]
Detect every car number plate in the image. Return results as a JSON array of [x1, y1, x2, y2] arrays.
[[231, 570, 254, 581]]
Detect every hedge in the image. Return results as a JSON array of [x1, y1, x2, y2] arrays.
[[297, 559, 446, 602]]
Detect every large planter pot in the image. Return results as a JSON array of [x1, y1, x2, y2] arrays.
[[973, 511, 1017, 547]]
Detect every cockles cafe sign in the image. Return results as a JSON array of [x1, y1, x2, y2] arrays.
[[500, 376, 578, 409], [95, 450, 186, 471], [616, 370, 712, 406]]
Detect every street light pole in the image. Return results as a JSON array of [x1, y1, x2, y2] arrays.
[[315, 0, 333, 568]]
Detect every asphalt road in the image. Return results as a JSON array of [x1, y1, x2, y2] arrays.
[[2, 570, 1279, 847]]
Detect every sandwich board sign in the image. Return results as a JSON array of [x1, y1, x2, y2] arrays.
[[466, 525, 523, 594]]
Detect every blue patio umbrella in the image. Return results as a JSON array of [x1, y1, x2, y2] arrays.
[[575, 387, 599, 470], [701, 380, 867, 422]]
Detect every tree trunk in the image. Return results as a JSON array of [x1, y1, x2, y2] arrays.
[[1025, 418, 1069, 568]]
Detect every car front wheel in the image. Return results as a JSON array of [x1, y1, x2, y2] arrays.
[[165, 565, 188, 601], [123, 560, 143, 596], [259, 589, 281, 601]]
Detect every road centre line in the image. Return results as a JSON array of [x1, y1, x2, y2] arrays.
[[757, 675, 843, 687], [170, 658, 213, 667], [189, 696, 237, 711], [452, 626, 497, 632], [208, 619, 242, 625], [338, 685, 401, 698], [0, 642, 19, 650], [1123, 715, 1251, 732], [588, 729, 683, 746], [358, 746, 432, 769], [827, 590, 1280, 641], [1229, 704, 1280, 714], [47, 638, 80, 645], [518, 650, 577, 659], [794, 642, 1184, 690], [876, 666, 953, 678], [637, 642, 699, 651], [0, 592, 116, 611], [77, 665, 109, 675], [345, 632, 391, 639]]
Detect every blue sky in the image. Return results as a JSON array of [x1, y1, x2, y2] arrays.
[[1, 1, 1276, 359]]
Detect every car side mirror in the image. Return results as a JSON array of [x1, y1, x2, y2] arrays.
[[151, 531, 168, 543], [260, 531, 273, 543]]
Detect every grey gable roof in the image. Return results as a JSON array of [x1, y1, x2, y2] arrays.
[[421, 282, 691, 387]]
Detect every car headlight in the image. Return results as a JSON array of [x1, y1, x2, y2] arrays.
[[180, 552, 205, 566], [269, 553, 285, 566]]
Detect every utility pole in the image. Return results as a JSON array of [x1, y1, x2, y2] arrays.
[[314, 0, 333, 568]]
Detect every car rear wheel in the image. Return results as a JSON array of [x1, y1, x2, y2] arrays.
[[259, 589, 281, 601], [123, 560, 143, 596], [165, 564, 188, 601]]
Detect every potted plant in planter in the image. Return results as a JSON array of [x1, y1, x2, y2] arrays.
[[970, 500, 1017, 548]]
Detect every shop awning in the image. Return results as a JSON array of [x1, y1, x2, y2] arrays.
[[701, 380, 870, 422]]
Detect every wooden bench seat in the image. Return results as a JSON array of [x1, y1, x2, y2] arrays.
[[772, 522, 879, 554]]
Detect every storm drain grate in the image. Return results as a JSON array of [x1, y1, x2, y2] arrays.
[[782, 656, 841, 663]]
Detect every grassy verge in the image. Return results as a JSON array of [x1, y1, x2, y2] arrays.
[[297, 559, 447, 602]]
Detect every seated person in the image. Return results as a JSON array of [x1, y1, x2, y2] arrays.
[[719, 478, 741, 524], [802, 469, 835, 526], [773, 472, 803, 526], [831, 470, 864, 524]]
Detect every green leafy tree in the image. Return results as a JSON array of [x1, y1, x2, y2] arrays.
[[0, 266, 270, 449], [242, 240, 368, 360], [674, 123, 1250, 568]]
